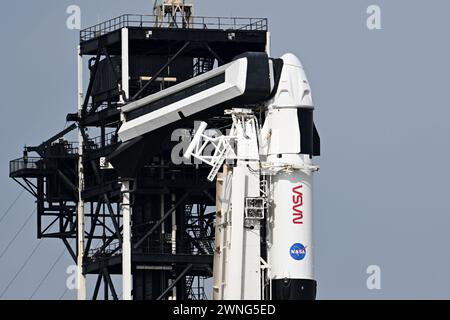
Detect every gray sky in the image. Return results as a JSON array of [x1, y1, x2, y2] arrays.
[[1, 0, 450, 300]]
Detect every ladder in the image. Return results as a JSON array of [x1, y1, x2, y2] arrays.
[[207, 141, 232, 182]]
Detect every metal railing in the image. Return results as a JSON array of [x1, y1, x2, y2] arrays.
[[47, 141, 79, 156], [138, 237, 214, 256], [85, 132, 119, 151], [188, 285, 208, 300], [80, 14, 268, 42], [87, 241, 121, 260], [63, 143, 79, 155], [9, 157, 46, 175]]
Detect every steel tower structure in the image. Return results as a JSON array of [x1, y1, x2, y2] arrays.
[[9, 8, 269, 300]]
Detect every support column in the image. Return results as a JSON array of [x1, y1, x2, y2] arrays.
[[121, 28, 129, 105], [160, 159, 166, 292], [121, 180, 133, 300], [77, 45, 87, 301], [266, 31, 272, 56], [120, 26, 132, 301], [170, 177, 177, 300]]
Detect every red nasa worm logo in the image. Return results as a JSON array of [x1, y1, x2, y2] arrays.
[[292, 185, 304, 225]]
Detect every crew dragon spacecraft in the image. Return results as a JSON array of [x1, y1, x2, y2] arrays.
[[110, 52, 321, 300]]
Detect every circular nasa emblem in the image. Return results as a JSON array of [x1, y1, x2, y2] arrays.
[[290, 243, 307, 261]]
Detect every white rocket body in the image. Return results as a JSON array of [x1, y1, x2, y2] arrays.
[[269, 169, 314, 280], [180, 52, 320, 300], [261, 53, 317, 299]]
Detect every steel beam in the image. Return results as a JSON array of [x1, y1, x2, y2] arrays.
[[77, 45, 87, 300], [121, 181, 132, 300], [134, 191, 190, 249], [84, 201, 102, 256], [103, 268, 119, 300], [92, 273, 103, 300], [82, 48, 102, 115], [131, 41, 191, 101], [157, 264, 193, 300]]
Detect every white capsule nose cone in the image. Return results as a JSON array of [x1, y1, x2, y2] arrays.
[[281, 53, 304, 68]]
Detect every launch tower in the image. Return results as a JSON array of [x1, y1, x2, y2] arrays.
[[9, 3, 269, 300]]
